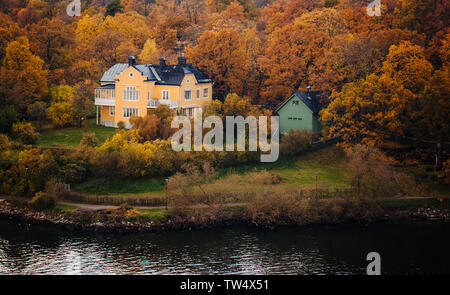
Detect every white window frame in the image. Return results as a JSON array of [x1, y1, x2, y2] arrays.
[[123, 85, 139, 101], [196, 89, 200, 100], [162, 90, 170, 100], [109, 106, 115, 116], [122, 107, 139, 118], [203, 87, 209, 98], [188, 108, 193, 118], [184, 89, 192, 101]]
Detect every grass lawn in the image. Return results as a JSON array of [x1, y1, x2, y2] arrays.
[[74, 177, 166, 196], [37, 118, 116, 148], [73, 146, 350, 198], [134, 208, 170, 222], [53, 204, 78, 213]]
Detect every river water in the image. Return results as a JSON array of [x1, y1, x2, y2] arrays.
[[0, 220, 449, 274]]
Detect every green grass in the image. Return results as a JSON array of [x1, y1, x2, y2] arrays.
[[73, 146, 349, 197], [74, 177, 166, 196], [37, 118, 116, 148], [53, 204, 78, 212], [134, 208, 170, 223]]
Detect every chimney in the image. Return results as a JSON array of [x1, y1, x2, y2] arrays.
[[128, 56, 136, 67], [159, 57, 166, 67], [178, 56, 187, 66]]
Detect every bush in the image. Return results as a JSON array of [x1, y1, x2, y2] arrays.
[[250, 169, 283, 184], [79, 132, 99, 147], [280, 130, 313, 157], [28, 191, 56, 210], [117, 121, 125, 129], [45, 178, 69, 199], [344, 144, 399, 198], [12, 121, 40, 144]]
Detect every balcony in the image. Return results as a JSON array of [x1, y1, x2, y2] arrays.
[[95, 87, 115, 106], [147, 99, 178, 109], [95, 98, 115, 106]]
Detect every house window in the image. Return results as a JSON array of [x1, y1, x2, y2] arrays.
[[129, 72, 134, 78], [109, 106, 115, 116], [162, 90, 169, 100], [147, 91, 151, 100], [185, 90, 192, 101], [123, 107, 139, 118], [188, 108, 193, 117], [203, 87, 209, 98], [123, 86, 139, 101], [186, 79, 190, 83], [196, 89, 200, 100]]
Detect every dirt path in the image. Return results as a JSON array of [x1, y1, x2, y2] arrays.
[[1, 195, 437, 212], [57, 201, 248, 211]]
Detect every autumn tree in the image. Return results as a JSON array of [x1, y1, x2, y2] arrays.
[[0, 36, 48, 114], [259, 20, 329, 101], [321, 41, 444, 145], [47, 85, 93, 128], [28, 17, 75, 84], [187, 27, 247, 99]]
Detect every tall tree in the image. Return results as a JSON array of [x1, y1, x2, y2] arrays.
[[0, 36, 48, 114]]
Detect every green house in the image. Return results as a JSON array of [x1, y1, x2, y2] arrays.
[[276, 91, 325, 134]]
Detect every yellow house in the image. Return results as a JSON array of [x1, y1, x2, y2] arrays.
[[95, 56, 213, 128]]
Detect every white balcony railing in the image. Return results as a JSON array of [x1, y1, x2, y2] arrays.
[[95, 88, 115, 106], [147, 99, 178, 109], [95, 98, 115, 106]]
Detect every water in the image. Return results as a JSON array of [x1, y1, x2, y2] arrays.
[[0, 220, 449, 274]]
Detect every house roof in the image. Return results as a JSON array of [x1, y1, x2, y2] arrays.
[[276, 91, 326, 114], [99, 61, 212, 85], [95, 84, 115, 89]]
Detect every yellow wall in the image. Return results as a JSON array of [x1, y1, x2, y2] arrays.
[[100, 106, 115, 121]]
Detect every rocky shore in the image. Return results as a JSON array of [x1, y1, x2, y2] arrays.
[[0, 199, 448, 234], [0, 200, 242, 233]]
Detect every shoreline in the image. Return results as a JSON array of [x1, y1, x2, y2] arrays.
[[1, 200, 448, 234]]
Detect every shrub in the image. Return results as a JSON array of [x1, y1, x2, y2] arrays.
[[79, 133, 99, 147], [280, 130, 313, 157], [28, 191, 56, 210], [45, 178, 69, 199], [12, 121, 40, 144], [344, 144, 399, 198], [250, 169, 283, 184], [117, 121, 125, 129]]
